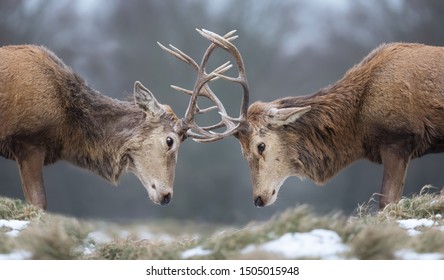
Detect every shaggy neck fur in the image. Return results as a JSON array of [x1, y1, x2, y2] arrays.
[[273, 84, 365, 184], [60, 85, 149, 183], [261, 49, 385, 184]]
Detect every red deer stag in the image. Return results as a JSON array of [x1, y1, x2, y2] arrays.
[[0, 31, 233, 209], [179, 33, 444, 209]]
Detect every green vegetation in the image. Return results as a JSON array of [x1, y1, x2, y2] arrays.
[[1, 187, 443, 259]]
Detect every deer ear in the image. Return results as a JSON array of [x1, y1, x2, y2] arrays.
[[267, 106, 311, 126], [134, 81, 165, 117]]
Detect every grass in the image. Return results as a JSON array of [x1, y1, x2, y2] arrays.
[[1, 186, 444, 259], [0, 196, 43, 221], [357, 185, 444, 221], [89, 237, 197, 260]]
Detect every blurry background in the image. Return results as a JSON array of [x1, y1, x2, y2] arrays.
[[1, 0, 444, 224]]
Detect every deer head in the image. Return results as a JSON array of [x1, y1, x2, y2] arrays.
[[128, 81, 181, 206], [136, 29, 246, 205]]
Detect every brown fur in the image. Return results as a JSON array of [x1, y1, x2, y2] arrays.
[[0, 45, 180, 209], [238, 43, 444, 208]]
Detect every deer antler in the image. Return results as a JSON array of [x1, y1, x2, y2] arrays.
[[158, 29, 249, 142]]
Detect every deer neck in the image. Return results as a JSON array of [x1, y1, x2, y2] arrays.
[[63, 89, 145, 183], [277, 84, 365, 184]]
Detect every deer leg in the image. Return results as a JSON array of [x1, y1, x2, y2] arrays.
[[379, 146, 410, 209], [17, 147, 47, 209]]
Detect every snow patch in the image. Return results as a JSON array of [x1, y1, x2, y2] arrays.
[[241, 244, 256, 255], [86, 231, 113, 244], [243, 229, 349, 259], [0, 219, 30, 237], [0, 250, 32, 260], [397, 218, 437, 236], [395, 249, 444, 260], [181, 246, 212, 259], [397, 218, 435, 229], [82, 231, 113, 255]]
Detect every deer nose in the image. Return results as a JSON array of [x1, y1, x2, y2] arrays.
[[254, 196, 265, 208], [160, 193, 171, 206]]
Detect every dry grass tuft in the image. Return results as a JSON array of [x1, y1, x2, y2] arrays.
[[379, 186, 444, 220], [0, 232, 13, 254], [0, 196, 43, 221], [90, 237, 196, 260], [348, 225, 408, 259], [412, 229, 444, 253], [357, 186, 444, 222], [16, 215, 92, 259]]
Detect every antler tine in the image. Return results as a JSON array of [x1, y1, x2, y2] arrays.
[[170, 85, 193, 96], [157, 42, 199, 70], [196, 105, 218, 114], [197, 29, 250, 123], [200, 121, 226, 131], [168, 62, 231, 99], [191, 122, 242, 143], [187, 120, 220, 138]]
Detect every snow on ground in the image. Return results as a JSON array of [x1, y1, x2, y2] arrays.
[[397, 216, 443, 236], [0, 219, 31, 260], [83, 231, 114, 255], [242, 229, 349, 259], [0, 250, 32, 260], [394, 216, 444, 259], [0, 219, 29, 237], [397, 218, 435, 229], [182, 217, 444, 259], [2, 215, 444, 260], [86, 231, 113, 244], [181, 229, 350, 259], [181, 246, 212, 259], [395, 249, 444, 260]]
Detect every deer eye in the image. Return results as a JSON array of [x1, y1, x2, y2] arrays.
[[257, 142, 266, 155], [166, 137, 174, 149]]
